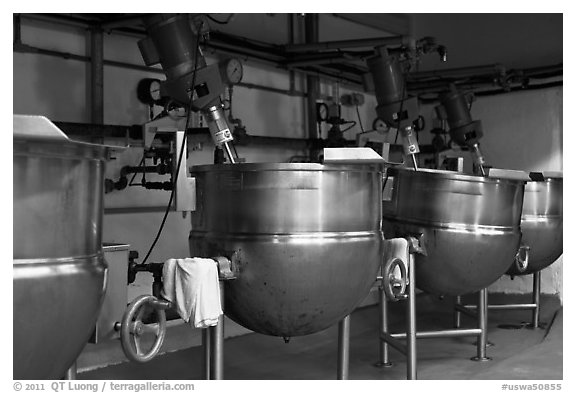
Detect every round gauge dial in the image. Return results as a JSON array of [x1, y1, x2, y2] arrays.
[[316, 103, 329, 122], [149, 80, 161, 102], [225, 58, 243, 84], [137, 78, 163, 105]]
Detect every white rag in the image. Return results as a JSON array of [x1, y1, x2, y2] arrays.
[[383, 238, 410, 279], [161, 257, 223, 328]]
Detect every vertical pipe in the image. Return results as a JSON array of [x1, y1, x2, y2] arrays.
[[14, 14, 22, 45], [337, 314, 351, 380], [454, 295, 462, 328], [288, 14, 296, 95], [376, 284, 392, 367], [406, 253, 417, 380], [64, 362, 77, 380], [210, 282, 225, 380], [532, 271, 541, 328], [90, 26, 104, 124], [202, 329, 211, 380], [304, 14, 320, 159], [472, 288, 491, 361]]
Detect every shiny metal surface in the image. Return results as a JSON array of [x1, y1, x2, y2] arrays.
[[382, 167, 525, 296], [189, 163, 383, 337], [507, 177, 563, 275], [13, 115, 110, 379]]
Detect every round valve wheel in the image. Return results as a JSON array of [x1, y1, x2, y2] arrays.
[[382, 257, 408, 301], [514, 245, 530, 273], [120, 295, 168, 363]]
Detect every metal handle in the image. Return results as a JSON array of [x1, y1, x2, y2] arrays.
[[382, 257, 408, 301], [514, 245, 530, 273], [120, 295, 169, 363]]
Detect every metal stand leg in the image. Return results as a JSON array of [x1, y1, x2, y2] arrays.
[[337, 315, 351, 380], [209, 282, 225, 380], [471, 288, 491, 361], [530, 271, 542, 329], [375, 285, 393, 367], [202, 328, 211, 380], [454, 296, 462, 328], [64, 362, 77, 380], [406, 254, 417, 380]]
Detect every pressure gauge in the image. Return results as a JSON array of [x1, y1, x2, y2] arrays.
[[225, 58, 243, 84], [316, 103, 329, 122], [372, 117, 390, 133], [137, 78, 162, 105]]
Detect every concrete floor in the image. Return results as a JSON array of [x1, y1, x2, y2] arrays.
[[80, 292, 562, 380]]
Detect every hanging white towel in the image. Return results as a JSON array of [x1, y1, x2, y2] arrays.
[[383, 238, 410, 279], [161, 257, 223, 328]]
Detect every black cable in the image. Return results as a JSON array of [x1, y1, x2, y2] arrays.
[[140, 21, 204, 266], [341, 121, 357, 133], [231, 143, 240, 160], [355, 105, 365, 133], [205, 14, 234, 25], [128, 155, 145, 186]]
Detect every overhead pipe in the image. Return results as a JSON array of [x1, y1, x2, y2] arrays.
[[284, 35, 415, 52], [100, 14, 144, 30], [407, 64, 507, 80], [284, 53, 354, 68]]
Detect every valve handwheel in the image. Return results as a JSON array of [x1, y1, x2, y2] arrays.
[[382, 257, 408, 301], [120, 295, 168, 363]]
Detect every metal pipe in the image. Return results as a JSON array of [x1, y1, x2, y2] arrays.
[[406, 253, 417, 380], [22, 13, 99, 29], [223, 141, 236, 164], [454, 296, 462, 328], [64, 363, 77, 380], [380, 333, 408, 355], [284, 36, 411, 52], [391, 328, 482, 339], [90, 27, 104, 124], [376, 284, 392, 367], [472, 289, 491, 361], [100, 15, 145, 30], [285, 53, 352, 68], [288, 14, 296, 95], [455, 304, 479, 318], [209, 282, 225, 379], [490, 304, 537, 310], [411, 155, 419, 170], [532, 271, 541, 328], [337, 315, 350, 380], [464, 303, 538, 311], [408, 64, 506, 80], [202, 328, 211, 380], [304, 14, 320, 157]]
